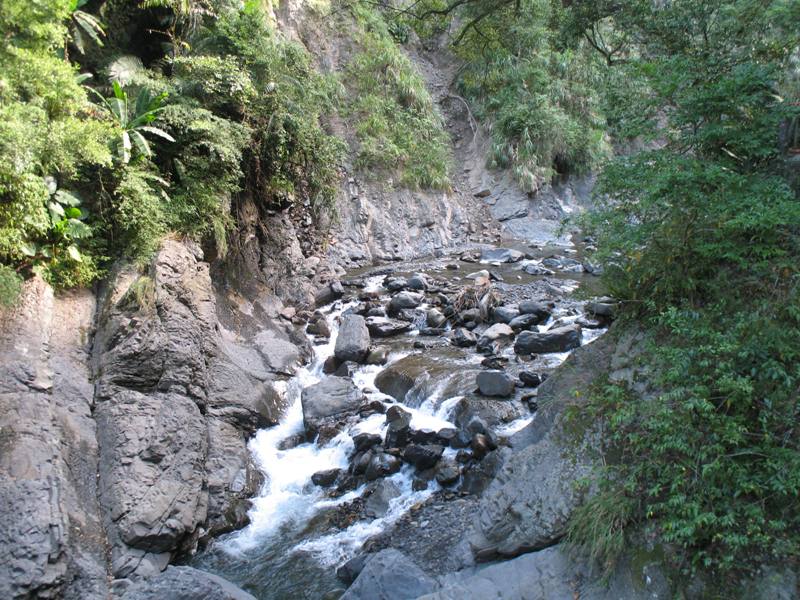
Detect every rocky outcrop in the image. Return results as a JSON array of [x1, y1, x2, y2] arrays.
[[301, 376, 364, 438], [120, 566, 257, 600], [0, 279, 108, 599], [340, 549, 437, 600]]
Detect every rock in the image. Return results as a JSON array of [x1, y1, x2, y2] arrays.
[[384, 277, 408, 292], [470, 433, 491, 460], [477, 323, 514, 353], [508, 313, 546, 332], [366, 317, 412, 338], [367, 306, 387, 317], [120, 566, 257, 600], [476, 371, 515, 397], [335, 361, 360, 378], [492, 306, 519, 324], [311, 469, 341, 487], [375, 356, 451, 402], [336, 554, 370, 585], [365, 452, 402, 481], [465, 269, 490, 281], [306, 313, 331, 338], [514, 324, 582, 355], [451, 328, 477, 347], [518, 301, 552, 320], [412, 478, 428, 491], [402, 444, 444, 470], [406, 273, 428, 291], [587, 300, 618, 318], [480, 248, 524, 263], [522, 262, 555, 276], [301, 377, 363, 437], [426, 308, 447, 328], [474, 188, 492, 198], [435, 462, 461, 486], [519, 371, 543, 387], [315, 281, 344, 307], [353, 432, 383, 452], [388, 292, 423, 314], [576, 316, 604, 329], [340, 549, 437, 600], [384, 406, 412, 448], [365, 479, 401, 517], [445, 263, 459, 270], [323, 355, 340, 374], [409, 429, 439, 444], [436, 428, 458, 447], [366, 347, 389, 365], [335, 314, 370, 363]]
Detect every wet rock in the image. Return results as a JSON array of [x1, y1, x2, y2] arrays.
[[518, 300, 553, 320], [492, 306, 519, 324], [367, 306, 387, 317], [406, 273, 428, 291], [426, 308, 447, 328], [366, 317, 412, 337], [402, 444, 444, 470], [436, 428, 458, 447], [419, 327, 446, 336], [435, 462, 461, 486], [465, 269, 490, 281], [301, 377, 363, 437], [365, 479, 401, 518], [519, 371, 543, 387], [340, 549, 436, 600], [375, 356, 452, 402], [388, 291, 424, 314], [384, 406, 412, 448], [278, 433, 305, 450], [337, 553, 370, 585], [480, 248, 524, 263], [311, 469, 341, 487], [481, 356, 508, 370], [467, 416, 489, 436], [306, 313, 331, 338], [359, 400, 386, 417], [445, 263, 459, 270], [365, 347, 389, 365], [474, 189, 492, 198], [352, 451, 373, 476], [412, 478, 429, 491], [521, 262, 555, 276], [384, 277, 408, 292], [120, 566, 256, 600], [323, 355, 341, 374], [409, 429, 439, 444], [576, 316, 604, 329], [451, 328, 477, 347], [515, 324, 582, 355], [488, 270, 505, 283], [476, 370, 515, 397], [508, 313, 546, 332], [456, 449, 472, 463], [335, 361, 360, 378], [477, 323, 514, 353], [365, 453, 402, 481], [335, 314, 370, 363], [460, 252, 479, 263], [471, 433, 491, 460], [353, 433, 383, 452], [315, 281, 344, 307]]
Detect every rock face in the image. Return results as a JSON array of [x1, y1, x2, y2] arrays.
[[301, 377, 363, 437], [335, 314, 371, 362], [0, 279, 108, 600], [514, 324, 581, 355], [340, 549, 437, 600], [120, 566, 257, 600]]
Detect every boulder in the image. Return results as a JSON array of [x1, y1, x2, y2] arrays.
[[306, 313, 331, 338], [311, 469, 341, 487], [508, 313, 545, 332], [514, 325, 581, 355], [315, 281, 344, 307], [335, 314, 370, 363], [301, 377, 363, 436], [384, 405, 412, 448], [340, 549, 437, 600], [407, 273, 428, 290], [402, 444, 444, 470], [492, 306, 519, 324], [353, 432, 383, 452], [120, 566, 256, 600], [388, 292, 424, 314], [384, 277, 408, 292], [365, 453, 402, 481], [519, 371, 543, 387], [518, 301, 552, 320], [451, 328, 477, 347], [521, 262, 555, 276], [476, 371, 515, 397], [480, 248, 524, 263], [366, 317, 412, 338], [366, 347, 389, 365], [426, 308, 447, 328], [587, 300, 618, 318], [435, 462, 461, 486], [365, 479, 402, 518], [477, 323, 514, 353]]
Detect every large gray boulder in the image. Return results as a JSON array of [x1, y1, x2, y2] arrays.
[[120, 566, 256, 600], [366, 316, 413, 337], [514, 325, 581, 355], [340, 549, 437, 600], [480, 248, 524, 263], [301, 377, 363, 436], [476, 371, 515, 397], [335, 314, 371, 362]]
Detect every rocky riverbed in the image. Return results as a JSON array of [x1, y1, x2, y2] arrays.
[[188, 240, 618, 599]]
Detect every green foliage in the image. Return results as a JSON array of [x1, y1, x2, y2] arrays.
[[69, 0, 106, 55], [0, 265, 23, 307], [567, 0, 800, 587], [453, 0, 610, 191], [340, 0, 451, 189]]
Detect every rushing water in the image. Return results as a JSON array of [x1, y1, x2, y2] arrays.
[[192, 261, 606, 599]]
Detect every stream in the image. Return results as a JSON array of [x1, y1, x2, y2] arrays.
[[191, 240, 609, 599]]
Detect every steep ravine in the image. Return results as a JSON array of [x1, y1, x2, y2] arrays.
[[0, 12, 669, 600]]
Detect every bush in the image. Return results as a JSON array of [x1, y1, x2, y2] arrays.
[[0, 265, 23, 307]]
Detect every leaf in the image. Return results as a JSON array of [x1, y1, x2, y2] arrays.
[[75, 72, 93, 84], [138, 126, 176, 142], [66, 219, 92, 239], [64, 207, 82, 219], [129, 130, 152, 158], [121, 131, 132, 163], [55, 189, 83, 207], [20, 242, 38, 257], [48, 201, 65, 220], [108, 55, 146, 86], [67, 245, 83, 262]]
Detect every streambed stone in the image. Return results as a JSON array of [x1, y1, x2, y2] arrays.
[[514, 324, 581, 355]]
